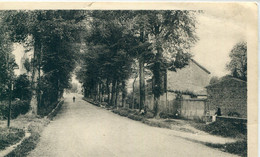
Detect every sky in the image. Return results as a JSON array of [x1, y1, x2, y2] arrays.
[[12, 7, 247, 78], [191, 9, 247, 77]]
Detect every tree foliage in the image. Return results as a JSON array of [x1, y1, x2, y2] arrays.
[[1, 10, 199, 115], [0, 14, 15, 101], [2, 10, 86, 115], [13, 74, 32, 101], [77, 10, 199, 114], [78, 11, 136, 106], [209, 76, 219, 85], [226, 41, 247, 81]]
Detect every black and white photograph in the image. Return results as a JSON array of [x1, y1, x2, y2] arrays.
[[0, 2, 257, 157]]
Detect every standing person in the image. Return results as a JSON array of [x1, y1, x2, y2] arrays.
[[213, 108, 221, 122], [73, 96, 75, 102], [215, 108, 221, 116]]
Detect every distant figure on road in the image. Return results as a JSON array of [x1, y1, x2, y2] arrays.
[[73, 96, 75, 102]]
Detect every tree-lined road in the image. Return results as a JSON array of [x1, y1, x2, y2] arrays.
[[28, 94, 237, 157]]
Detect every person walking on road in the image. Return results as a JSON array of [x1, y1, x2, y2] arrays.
[[73, 96, 76, 102]]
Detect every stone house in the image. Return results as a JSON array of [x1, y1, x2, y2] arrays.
[[206, 77, 247, 118], [145, 59, 211, 113], [165, 59, 211, 99]]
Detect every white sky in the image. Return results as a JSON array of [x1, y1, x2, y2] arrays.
[[12, 8, 247, 78], [191, 10, 246, 77]]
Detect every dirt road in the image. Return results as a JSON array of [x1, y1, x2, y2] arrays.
[[28, 94, 237, 157]]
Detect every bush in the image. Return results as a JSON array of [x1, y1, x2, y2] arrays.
[[118, 109, 129, 117], [193, 116, 204, 123], [0, 127, 25, 150], [128, 114, 143, 121], [100, 102, 108, 107], [0, 100, 30, 119], [194, 120, 246, 138], [145, 111, 154, 118], [159, 112, 176, 119], [13, 74, 32, 101], [206, 140, 247, 157], [112, 109, 120, 114]]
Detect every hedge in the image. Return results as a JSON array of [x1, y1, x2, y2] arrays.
[[0, 100, 30, 119]]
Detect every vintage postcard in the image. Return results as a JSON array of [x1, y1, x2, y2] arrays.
[[0, 2, 257, 157]]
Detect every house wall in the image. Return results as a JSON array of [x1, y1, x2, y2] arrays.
[[207, 79, 247, 118], [127, 59, 210, 115], [167, 60, 210, 94]]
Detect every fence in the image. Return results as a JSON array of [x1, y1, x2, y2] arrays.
[[180, 98, 207, 121], [145, 96, 180, 114], [146, 95, 207, 119]]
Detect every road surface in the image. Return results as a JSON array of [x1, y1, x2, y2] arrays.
[[29, 94, 237, 157]]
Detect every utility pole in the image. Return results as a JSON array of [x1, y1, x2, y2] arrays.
[[6, 51, 18, 128], [7, 82, 13, 127]]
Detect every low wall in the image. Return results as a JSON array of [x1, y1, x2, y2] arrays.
[[216, 116, 247, 124]]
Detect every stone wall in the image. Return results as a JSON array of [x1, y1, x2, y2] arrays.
[[206, 78, 247, 118]]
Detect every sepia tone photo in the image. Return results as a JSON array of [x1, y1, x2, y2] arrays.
[[0, 2, 257, 157]]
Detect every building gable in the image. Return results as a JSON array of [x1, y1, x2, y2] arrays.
[[167, 59, 211, 95]]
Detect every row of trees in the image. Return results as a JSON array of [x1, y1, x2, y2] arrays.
[[76, 11, 199, 116], [0, 10, 201, 117], [0, 10, 87, 115]]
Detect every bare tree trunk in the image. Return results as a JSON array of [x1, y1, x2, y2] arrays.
[[132, 77, 137, 109], [115, 81, 119, 108], [36, 42, 43, 113], [153, 48, 163, 117], [154, 96, 159, 118], [95, 84, 98, 101], [121, 80, 126, 108], [101, 83, 104, 102], [98, 83, 101, 102], [139, 58, 145, 111], [29, 38, 40, 115], [106, 79, 110, 104], [165, 69, 168, 112], [111, 79, 116, 106]]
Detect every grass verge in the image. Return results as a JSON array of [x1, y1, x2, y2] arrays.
[[4, 117, 49, 157], [192, 120, 246, 138], [192, 120, 247, 156], [2, 100, 64, 157], [0, 127, 25, 151], [205, 140, 247, 157]]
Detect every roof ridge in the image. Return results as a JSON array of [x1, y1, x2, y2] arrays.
[[190, 59, 211, 74]]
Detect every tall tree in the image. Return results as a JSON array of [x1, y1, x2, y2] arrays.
[[82, 11, 136, 107], [0, 14, 15, 101], [226, 41, 247, 81], [140, 11, 198, 116], [2, 10, 86, 115]]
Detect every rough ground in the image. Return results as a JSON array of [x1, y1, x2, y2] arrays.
[[28, 94, 238, 157]]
